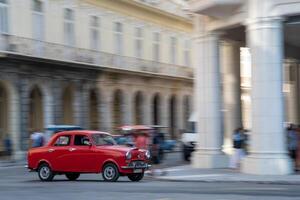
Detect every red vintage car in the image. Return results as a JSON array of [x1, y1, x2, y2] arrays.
[[27, 130, 151, 182]]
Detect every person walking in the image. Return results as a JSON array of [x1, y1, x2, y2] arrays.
[[287, 125, 298, 171], [229, 128, 246, 169], [30, 131, 45, 148]]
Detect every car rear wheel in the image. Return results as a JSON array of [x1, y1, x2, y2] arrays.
[[128, 173, 144, 182], [65, 173, 80, 181], [102, 163, 119, 182], [38, 163, 54, 181]]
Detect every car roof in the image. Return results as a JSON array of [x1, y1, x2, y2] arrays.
[[55, 130, 111, 136]]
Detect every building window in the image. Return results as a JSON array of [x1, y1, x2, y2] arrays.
[[114, 22, 123, 55], [64, 8, 75, 46], [184, 39, 191, 66], [152, 32, 160, 62], [134, 27, 143, 59], [90, 16, 100, 50], [0, 0, 8, 34], [32, 0, 44, 40], [170, 36, 177, 64]]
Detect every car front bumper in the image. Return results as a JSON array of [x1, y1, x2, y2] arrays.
[[121, 161, 151, 169]]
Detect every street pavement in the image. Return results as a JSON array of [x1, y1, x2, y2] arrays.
[[1, 152, 300, 200]]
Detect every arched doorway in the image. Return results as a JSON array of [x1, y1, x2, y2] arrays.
[[29, 86, 44, 133], [89, 89, 99, 130], [169, 95, 177, 139], [183, 95, 191, 130], [62, 85, 74, 124], [152, 93, 161, 125], [134, 91, 144, 124], [112, 89, 123, 132], [0, 83, 8, 153]]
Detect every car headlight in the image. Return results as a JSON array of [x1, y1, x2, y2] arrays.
[[145, 150, 151, 159], [125, 151, 132, 160]]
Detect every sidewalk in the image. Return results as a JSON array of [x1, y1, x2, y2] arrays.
[[151, 165, 300, 184]]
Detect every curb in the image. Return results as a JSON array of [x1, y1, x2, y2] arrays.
[[152, 176, 300, 185]]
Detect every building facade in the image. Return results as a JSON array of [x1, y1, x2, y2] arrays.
[[190, 0, 300, 175], [0, 0, 194, 159]]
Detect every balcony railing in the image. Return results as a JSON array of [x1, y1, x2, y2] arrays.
[[0, 34, 193, 79]]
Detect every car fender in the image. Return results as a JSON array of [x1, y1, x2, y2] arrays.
[[36, 159, 52, 170], [100, 158, 120, 173]]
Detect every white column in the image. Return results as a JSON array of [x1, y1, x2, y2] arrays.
[[221, 41, 242, 154], [192, 32, 228, 168], [242, 17, 292, 175]]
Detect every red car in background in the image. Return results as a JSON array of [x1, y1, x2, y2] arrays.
[[27, 130, 151, 182]]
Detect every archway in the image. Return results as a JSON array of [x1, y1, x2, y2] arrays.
[[134, 91, 144, 124], [112, 89, 123, 132], [29, 86, 44, 133], [89, 89, 99, 130], [169, 95, 177, 139], [62, 85, 74, 124], [152, 93, 161, 125]]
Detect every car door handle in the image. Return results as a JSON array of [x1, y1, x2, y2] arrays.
[[48, 149, 55, 152], [69, 148, 76, 152]]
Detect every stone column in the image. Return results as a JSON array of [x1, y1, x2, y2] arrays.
[[242, 17, 292, 175], [192, 32, 228, 168], [177, 95, 185, 138], [143, 94, 152, 125], [161, 94, 170, 139], [19, 78, 30, 151], [221, 41, 242, 154], [100, 88, 112, 132], [123, 90, 133, 125]]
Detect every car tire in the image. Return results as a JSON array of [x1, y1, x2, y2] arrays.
[[38, 163, 55, 182], [65, 173, 80, 181], [102, 163, 119, 182], [128, 173, 144, 182]]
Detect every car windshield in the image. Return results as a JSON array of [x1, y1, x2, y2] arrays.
[[92, 134, 117, 146]]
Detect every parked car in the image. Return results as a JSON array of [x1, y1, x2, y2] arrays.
[[27, 130, 151, 182], [181, 113, 197, 161]]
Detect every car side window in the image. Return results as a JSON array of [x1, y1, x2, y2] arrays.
[[54, 135, 71, 146], [74, 135, 90, 146]]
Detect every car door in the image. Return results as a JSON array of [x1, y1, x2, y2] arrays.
[[47, 134, 75, 172], [70, 134, 97, 172]]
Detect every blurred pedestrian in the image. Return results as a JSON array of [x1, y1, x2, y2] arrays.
[[135, 131, 149, 150], [229, 127, 246, 169], [3, 135, 12, 156], [30, 131, 45, 148], [287, 125, 298, 170]]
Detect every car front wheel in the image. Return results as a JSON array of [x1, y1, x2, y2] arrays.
[[38, 163, 54, 181], [65, 173, 80, 181], [102, 163, 119, 182], [128, 173, 144, 182]]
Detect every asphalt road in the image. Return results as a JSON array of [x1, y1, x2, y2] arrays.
[[1, 152, 300, 200], [0, 165, 300, 200]]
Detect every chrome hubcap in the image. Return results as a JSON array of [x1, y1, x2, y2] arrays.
[[104, 166, 115, 180], [40, 166, 50, 179]]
